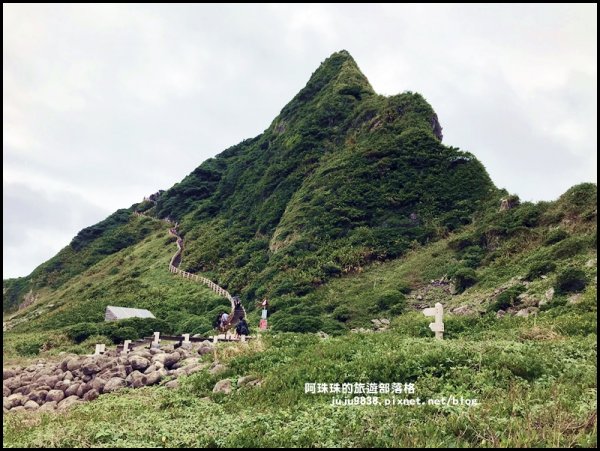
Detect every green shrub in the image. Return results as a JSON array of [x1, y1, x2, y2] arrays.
[[525, 261, 556, 281], [375, 290, 406, 310], [332, 305, 352, 322], [489, 285, 526, 312], [544, 229, 568, 245], [555, 268, 587, 294], [15, 339, 44, 356], [65, 322, 99, 344], [271, 314, 323, 333], [551, 237, 587, 259], [452, 267, 478, 293]]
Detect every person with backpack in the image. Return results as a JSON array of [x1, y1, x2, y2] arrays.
[[236, 318, 250, 337]]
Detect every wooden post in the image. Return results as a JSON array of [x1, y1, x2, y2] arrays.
[[423, 303, 444, 340]]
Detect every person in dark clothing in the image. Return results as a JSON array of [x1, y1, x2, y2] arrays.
[[236, 319, 250, 336]]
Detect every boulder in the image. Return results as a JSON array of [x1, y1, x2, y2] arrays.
[[145, 371, 163, 386], [544, 288, 555, 301], [164, 380, 179, 389], [13, 385, 32, 396], [3, 398, 12, 410], [129, 356, 151, 372], [237, 375, 259, 387], [66, 358, 82, 372], [209, 364, 227, 376], [54, 380, 71, 392], [46, 389, 65, 403], [3, 385, 11, 397], [103, 377, 126, 393], [76, 382, 92, 398], [212, 379, 232, 394], [28, 390, 48, 404], [7, 393, 27, 408], [5, 377, 22, 391], [39, 401, 57, 412], [91, 377, 107, 393], [11, 406, 25, 412], [197, 344, 214, 356], [496, 309, 506, 318], [83, 389, 99, 402], [143, 365, 157, 375], [153, 351, 181, 369], [64, 383, 80, 398], [46, 375, 61, 389], [81, 360, 101, 376], [57, 395, 81, 410], [63, 371, 74, 381], [126, 370, 147, 388], [3, 369, 16, 380], [24, 400, 39, 410]]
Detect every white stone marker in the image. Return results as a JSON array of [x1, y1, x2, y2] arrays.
[[94, 344, 106, 355], [151, 331, 161, 349], [423, 302, 444, 340], [181, 333, 192, 349], [122, 340, 132, 354]]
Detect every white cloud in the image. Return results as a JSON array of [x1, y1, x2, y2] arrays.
[[2, 3, 597, 278]]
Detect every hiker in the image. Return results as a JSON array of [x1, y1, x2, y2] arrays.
[[213, 312, 224, 329], [220, 312, 229, 329], [236, 319, 250, 336], [260, 299, 268, 320]]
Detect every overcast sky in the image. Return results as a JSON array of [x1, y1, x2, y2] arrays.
[[3, 4, 597, 279]]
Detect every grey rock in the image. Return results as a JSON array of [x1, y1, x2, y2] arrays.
[[7, 393, 27, 408], [24, 400, 39, 410], [11, 406, 25, 412], [83, 389, 99, 402], [13, 385, 32, 396], [28, 390, 48, 404], [39, 401, 57, 412], [209, 364, 227, 376], [3, 369, 16, 380], [46, 389, 65, 403], [102, 377, 126, 393], [496, 310, 506, 318], [91, 377, 106, 393], [237, 375, 259, 387], [57, 395, 81, 410], [129, 356, 151, 372], [145, 371, 163, 386], [54, 380, 71, 392], [3, 385, 10, 397], [197, 345, 213, 356], [212, 379, 232, 394], [126, 370, 147, 388], [66, 358, 82, 372], [164, 380, 179, 389], [64, 383, 80, 398], [545, 288, 555, 301], [81, 360, 101, 376], [5, 377, 22, 391]]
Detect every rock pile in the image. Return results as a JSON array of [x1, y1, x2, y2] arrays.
[[3, 343, 214, 413]]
